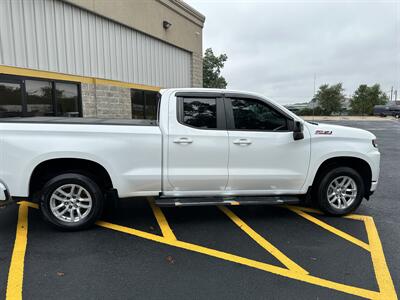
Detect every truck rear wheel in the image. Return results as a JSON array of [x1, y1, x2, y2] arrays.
[[316, 167, 364, 216], [39, 173, 104, 231]]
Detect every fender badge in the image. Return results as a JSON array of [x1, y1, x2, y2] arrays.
[[315, 130, 332, 135]]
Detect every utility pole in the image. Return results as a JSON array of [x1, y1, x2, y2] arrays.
[[313, 73, 316, 121], [390, 86, 393, 101]]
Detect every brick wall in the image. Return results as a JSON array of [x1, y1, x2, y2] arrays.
[[81, 83, 132, 119]]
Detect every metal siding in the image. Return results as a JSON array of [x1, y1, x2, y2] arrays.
[[35, 0, 49, 70], [81, 10, 90, 76], [0, 0, 191, 88], [11, 0, 28, 68]]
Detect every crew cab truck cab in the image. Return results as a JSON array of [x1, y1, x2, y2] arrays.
[[0, 88, 380, 230]]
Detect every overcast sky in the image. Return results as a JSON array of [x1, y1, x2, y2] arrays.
[[186, 0, 400, 104]]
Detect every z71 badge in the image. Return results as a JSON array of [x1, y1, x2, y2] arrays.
[[315, 130, 333, 135]]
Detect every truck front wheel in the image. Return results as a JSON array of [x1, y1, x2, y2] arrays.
[[316, 167, 364, 215], [39, 173, 104, 230]]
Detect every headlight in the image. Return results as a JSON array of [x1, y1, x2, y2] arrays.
[[372, 139, 378, 148]]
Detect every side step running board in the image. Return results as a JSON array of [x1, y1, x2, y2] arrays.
[[155, 196, 300, 207]]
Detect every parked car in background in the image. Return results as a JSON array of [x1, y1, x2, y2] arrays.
[[390, 106, 400, 118], [0, 88, 380, 231], [373, 105, 391, 117], [373, 104, 400, 117]]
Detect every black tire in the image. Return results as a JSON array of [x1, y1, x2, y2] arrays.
[[40, 173, 104, 231], [316, 167, 364, 216]]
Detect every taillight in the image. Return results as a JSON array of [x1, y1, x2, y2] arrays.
[[372, 139, 378, 148]]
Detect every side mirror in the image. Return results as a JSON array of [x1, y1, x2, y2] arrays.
[[293, 121, 304, 140]]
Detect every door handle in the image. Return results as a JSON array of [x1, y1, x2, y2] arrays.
[[233, 138, 252, 145], [173, 137, 193, 144]]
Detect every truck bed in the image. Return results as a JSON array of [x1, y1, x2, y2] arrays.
[[0, 116, 162, 198], [0, 117, 157, 126]]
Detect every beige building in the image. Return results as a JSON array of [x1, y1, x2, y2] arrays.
[[0, 0, 205, 120]]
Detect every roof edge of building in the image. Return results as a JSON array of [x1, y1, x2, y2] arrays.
[[167, 0, 206, 23]]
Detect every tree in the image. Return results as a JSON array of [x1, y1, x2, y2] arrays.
[[203, 48, 228, 88], [350, 84, 388, 115], [297, 107, 324, 116], [315, 83, 345, 115]]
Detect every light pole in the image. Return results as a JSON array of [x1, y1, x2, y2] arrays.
[[313, 73, 316, 121]]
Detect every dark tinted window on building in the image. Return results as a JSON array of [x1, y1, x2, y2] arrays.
[[183, 98, 217, 129], [131, 89, 159, 120], [0, 81, 23, 117], [230, 98, 288, 131], [55, 83, 80, 117], [131, 90, 145, 119], [144, 91, 158, 120], [0, 75, 81, 118], [26, 80, 53, 116]]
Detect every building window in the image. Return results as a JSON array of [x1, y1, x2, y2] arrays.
[[0, 81, 23, 117], [0, 74, 81, 118], [26, 80, 53, 116], [55, 83, 80, 117], [131, 89, 159, 120]]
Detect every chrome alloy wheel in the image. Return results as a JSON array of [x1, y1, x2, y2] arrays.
[[49, 184, 92, 223], [327, 176, 358, 210]]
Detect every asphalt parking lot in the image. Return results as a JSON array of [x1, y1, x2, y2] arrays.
[[0, 120, 399, 300]]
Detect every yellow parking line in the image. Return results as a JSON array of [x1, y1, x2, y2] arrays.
[[147, 197, 176, 241], [287, 205, 372, 220], [364, 216, 397, 300], [96, 220, 380, 300], [344, 214, 369, 221], [285, 205, 324, 215], [17, 201, 38, 209], [287, 206, 370, 251], [12, 201, 396, 299], [218, 206, 308, 275], [6, 203, 29, 300]]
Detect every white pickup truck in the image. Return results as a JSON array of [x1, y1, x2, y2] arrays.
[[0, 88, 380, 230]]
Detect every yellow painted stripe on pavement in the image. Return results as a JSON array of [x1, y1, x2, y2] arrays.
[[344, 214, 369, 221], [6, 203, 29, 300], [218, 205, 308, 275], [285, 205, 324, 214], [17, 201, 39, 209], [287, 206, 370, 252], [287, 205, 371, 220], [364, 216, 397, 300], [96, 220, 380, 300], [147, 197, 176, 241]]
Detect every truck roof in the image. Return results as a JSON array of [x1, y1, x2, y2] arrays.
[[160, 88, 265, 98]]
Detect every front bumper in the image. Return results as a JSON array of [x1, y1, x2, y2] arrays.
[[370, 181, 378, 192], [0, 180, 14, 207]]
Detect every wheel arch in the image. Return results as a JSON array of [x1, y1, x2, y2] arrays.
[[311, 156, 372, 199], [29, 158, 114, 200]]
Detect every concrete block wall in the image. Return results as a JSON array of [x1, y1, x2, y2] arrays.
[[192, 52, 203, 88], [81, 84, 97, 117], [81, 83, 132, 119]]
